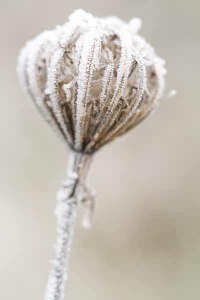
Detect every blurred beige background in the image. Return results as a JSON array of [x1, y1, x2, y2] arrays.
[[0, 0, 200, 299]]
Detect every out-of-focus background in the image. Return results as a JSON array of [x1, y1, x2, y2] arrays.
[[0, 0, 199, 299]]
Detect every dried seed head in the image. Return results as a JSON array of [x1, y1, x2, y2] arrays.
[[17, 9, 166, 154]]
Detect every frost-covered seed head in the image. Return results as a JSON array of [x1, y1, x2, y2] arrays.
[[17, 9, 166, 154]]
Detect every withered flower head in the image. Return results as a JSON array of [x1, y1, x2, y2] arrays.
[[18, 9, 166, 154]]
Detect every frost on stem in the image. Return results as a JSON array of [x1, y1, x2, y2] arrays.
[[17, 9, 169, 300], [44, 151, 92, 300]]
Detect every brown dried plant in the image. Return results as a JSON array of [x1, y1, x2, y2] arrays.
[[17, 9, 166, 300]]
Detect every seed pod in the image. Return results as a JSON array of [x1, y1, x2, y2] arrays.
[[18, 9, 166, 154]]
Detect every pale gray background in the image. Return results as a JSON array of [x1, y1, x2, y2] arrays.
[[0, 0, 200, 299]]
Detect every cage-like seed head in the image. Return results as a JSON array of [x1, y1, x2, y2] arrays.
[[17, 9, 166, 154]]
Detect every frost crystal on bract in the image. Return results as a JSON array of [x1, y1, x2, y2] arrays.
[[17, 9, 166, 154]]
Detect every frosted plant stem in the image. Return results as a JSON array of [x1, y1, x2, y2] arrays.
[[45, 150, 91, 300]]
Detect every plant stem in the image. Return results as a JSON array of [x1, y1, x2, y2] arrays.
[[45, 150, 91, 300]]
